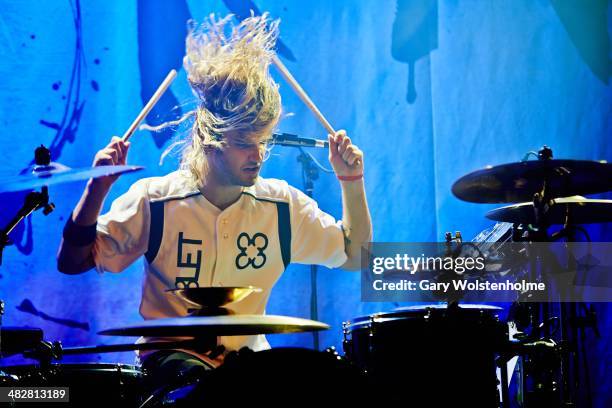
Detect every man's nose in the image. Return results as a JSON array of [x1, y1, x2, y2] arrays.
[[249, 145, 265, 162]]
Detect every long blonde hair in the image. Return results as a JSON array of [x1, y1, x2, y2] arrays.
[[174, 13, 282, 186]]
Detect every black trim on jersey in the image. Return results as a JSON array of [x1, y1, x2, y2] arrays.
[[275, 202, 292, 269], [240, 191, 286, 204], [150, 191, 201, 204], [145, 200, 165, 263]]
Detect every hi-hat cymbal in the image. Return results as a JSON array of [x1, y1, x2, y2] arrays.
[[166, 286, 262, 309], [486, 197, 612, 225], [452, 160, 612, 203], [98, 315, 330, 337], [0, 163, 144, 193]]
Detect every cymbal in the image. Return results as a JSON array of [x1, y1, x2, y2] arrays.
[[98, 315, 330, 337], [452, 160, 612, 203], [166, 286, 262, 309], [0, 163, 144, 193], [486, 197, 612, 225]]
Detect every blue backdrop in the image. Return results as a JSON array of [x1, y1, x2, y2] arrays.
[[0, 0, 610, 405]]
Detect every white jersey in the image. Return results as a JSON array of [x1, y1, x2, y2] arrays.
[[93, 170, 347, 360]]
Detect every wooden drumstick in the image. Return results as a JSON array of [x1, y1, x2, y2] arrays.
[[272, 56, 362, 166], [122, 69, 177, 142], [272, 55, 336, 135]]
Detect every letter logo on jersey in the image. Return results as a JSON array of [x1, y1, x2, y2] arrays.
[[175, 232, 202, 288], [236, 232, 268, 270]]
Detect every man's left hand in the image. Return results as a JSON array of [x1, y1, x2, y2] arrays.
[[328, 130, 364, 177]]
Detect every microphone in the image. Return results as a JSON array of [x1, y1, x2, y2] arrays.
[[271, 132, 329, 148]]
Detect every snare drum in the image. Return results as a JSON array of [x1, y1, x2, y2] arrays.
[[343, 304, 508, 407], [3, 363, 145, 407]]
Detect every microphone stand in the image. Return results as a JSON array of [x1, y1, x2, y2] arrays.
[[297, 147, 321, 350], [273, 139, 332, 350]]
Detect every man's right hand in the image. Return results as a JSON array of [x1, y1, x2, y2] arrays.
[[57, 136, 131, 274], [91, 136, 131, 190]]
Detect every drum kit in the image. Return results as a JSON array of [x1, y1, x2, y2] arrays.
[[344, 145, 611, 407], [0, 144, 609, 407]]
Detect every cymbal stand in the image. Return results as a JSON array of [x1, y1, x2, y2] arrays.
[[521, 145, 597, 407], [549, 221, 599, 407], [0, 145, 56, 265], [0, 146, 55, 360], [0, 186, 55, 265]]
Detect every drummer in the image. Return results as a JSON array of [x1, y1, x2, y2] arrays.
[[56, 13, 371, 379]]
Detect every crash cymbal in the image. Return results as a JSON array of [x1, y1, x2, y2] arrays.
[[452, 160, 612, 203], [98, 315, 330, 337], [486, 197, 612, 225], [0, 163, 144, 193], [166, 286, 262, 309]]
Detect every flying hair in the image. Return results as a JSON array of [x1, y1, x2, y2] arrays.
[[154, 13, 282, 186]]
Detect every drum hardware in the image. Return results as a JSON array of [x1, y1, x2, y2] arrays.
[[19, 339, 214, 362], [0, 144, 148, 405], [341, 146, 607, 407], [21, 340, 63, 367], [496, 352, 513, 407], [0, 146, 54, 364], [0, 327, 44, 357], [0, 301, 10, 385], [444, 230, 463, 256], [442, 230, 462, 255], [0, 146, 56, 263], [4, 314, 332, 406], [0, 145, 143, 355], [450, 145, 607, 407], [569, 304, 600, 338], [421, 225, 522, 304]]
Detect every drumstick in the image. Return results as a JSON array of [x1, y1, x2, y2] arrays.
[[272, 55, 336, 135], [272, 56, 361, 166], [122, 69, 177, 142]]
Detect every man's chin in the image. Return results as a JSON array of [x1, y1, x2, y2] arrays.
[[237, 174, 259, 187]]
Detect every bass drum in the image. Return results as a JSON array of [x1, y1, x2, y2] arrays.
[[3, 363, 145, 407], [343, 304, 508, 407], [141, 347, 373, 407]]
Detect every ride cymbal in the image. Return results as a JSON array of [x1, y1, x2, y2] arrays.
[[452, 160, 612, 203]]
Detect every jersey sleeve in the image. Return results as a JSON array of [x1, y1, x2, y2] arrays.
[[93, 179, 151, 273], [288, 185, 348, 268]]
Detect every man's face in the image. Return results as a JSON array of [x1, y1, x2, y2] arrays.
[[210, 128, 272, 187]]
